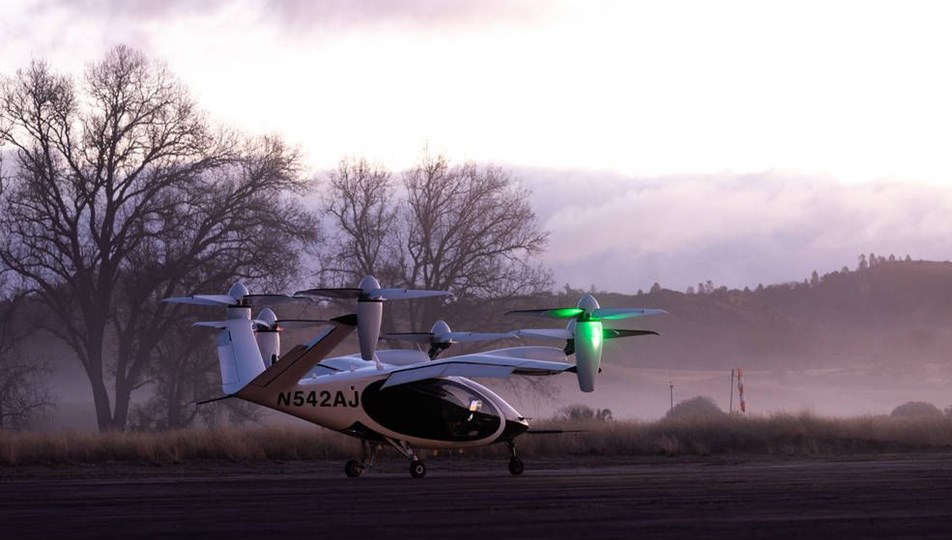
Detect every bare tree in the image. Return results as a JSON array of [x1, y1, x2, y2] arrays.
[[110, 135, 317, 429], [0, 46, 318, 431], [320, 157, 399, 285], [320, 152, 551, 330], [121, 136, 316, 430], [401, 153, 550, 326]]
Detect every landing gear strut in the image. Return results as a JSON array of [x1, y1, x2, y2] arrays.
[[386, 437, 426, 479], [345, 437, 427, 478], [344, 440, 381, 478], [505, 439, 524, 475]]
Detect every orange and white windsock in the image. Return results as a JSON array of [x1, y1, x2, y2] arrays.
[[737, 368, 746, 413]]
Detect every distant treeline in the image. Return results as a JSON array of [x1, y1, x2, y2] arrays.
[[562, 258, 952, 372]]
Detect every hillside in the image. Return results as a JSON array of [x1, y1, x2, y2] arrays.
[[393, 258, 952, 376], [483, 259, 952, 418], [506, 260, 952, 372]]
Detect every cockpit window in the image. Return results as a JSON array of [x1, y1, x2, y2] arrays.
[[362, 379, 502, 442]]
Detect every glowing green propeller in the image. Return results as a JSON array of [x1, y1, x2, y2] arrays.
[[507, 293, 667, 392]]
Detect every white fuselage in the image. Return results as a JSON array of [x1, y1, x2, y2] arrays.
[[268, 359, 527, 448]]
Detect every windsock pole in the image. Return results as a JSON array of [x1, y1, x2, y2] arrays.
[[729, 369, 735, 414], [737, 368, 746, 413], [669, 381, 674, 413]]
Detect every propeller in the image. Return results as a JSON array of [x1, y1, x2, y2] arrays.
[[507, 306, 668, 321], [191, 307, 331, 365], [164, 282, 309, 309], [251, 307, 329, 333], [296, 275, 451, 362], [296, 275, 450, 302], [508, 294, 667, 392], [251, 308, 331, 366], [165, 284, 323, 366], [381, 319, 516, 359]]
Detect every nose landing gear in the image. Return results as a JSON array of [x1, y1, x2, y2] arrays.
[[505, 439, 524, 475], [410, 460, 427, 478]]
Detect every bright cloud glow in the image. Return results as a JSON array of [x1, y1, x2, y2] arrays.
[[5, 0, 951, 183], [4, 0, 952, 292]]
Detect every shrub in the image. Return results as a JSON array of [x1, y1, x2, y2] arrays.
[[890, 401, 942, 418], [555, 404, 613, 422], [666, 396, 726, 420]]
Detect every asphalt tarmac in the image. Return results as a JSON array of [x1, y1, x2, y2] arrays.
[[3, 455, 952, 539]]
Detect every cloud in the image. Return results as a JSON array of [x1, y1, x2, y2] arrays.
[[30, 0, 231, 22], [521, 169, 952, 293], [26, 0, 542, 34], [258, 0, 542, 33]]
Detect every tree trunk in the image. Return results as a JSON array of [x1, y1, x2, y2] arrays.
[[87, 366, 115, 431], [113, 380, 133, 431]]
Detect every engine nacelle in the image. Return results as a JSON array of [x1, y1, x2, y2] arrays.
[[572, 320, 602, 392], [256, 331, 280, 366], [357, 300, 382, 361]]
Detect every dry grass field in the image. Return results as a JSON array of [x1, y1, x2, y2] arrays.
[[3, 413, 952, 467]]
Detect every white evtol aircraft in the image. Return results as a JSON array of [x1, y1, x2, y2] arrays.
[[166, 277, 664, 478]]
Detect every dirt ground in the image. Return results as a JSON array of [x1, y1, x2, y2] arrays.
[[2, 454, 952, 539]]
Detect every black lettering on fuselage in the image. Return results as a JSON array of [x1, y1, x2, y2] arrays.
[[276, 387, 360, 409]]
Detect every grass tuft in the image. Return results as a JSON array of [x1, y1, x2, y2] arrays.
[[3, 413, 952, 466]]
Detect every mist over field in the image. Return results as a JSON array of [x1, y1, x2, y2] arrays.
[[25, 258, 952, 430]]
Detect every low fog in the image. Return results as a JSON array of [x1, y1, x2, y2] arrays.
[[33, 257, 952, 429]]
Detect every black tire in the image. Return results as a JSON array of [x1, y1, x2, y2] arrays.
[[410, 460, 426, 479], [508, 457, 524, 475], [345, 460, 363, 478]]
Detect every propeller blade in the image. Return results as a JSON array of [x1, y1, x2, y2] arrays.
[[251, 319, 274, 330], [245, 294, 311, 305], [294, 287, 362, 299], [506, 308, 585, 319], [193, 320, 231, 329], [164, 294, 237, 306], [371, 288, 451, 301], [592, 308, 669, 320], [603, 328, 660, 339], [274, 319, 330, 330], [516, 328, 574, 340], [444, 331, 515, 342], [380, 332, 434, 344], [253, 319, 330, 332]]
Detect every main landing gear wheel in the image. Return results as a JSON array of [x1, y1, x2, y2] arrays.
[[410, 460, 427, 479], [345, 460, 364, 478], [508, 457, 524, 475], [504, 439, 524, 475]]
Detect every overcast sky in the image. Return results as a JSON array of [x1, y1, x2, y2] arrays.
[[3, 0, 952, 293]]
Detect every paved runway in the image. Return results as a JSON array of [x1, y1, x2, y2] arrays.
[[3, 456, 952, 539]]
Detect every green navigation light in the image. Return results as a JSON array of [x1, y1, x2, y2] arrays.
[[546, 307, 585, 319], [590, 322, 602, 349], [576, 320, 602, 350]]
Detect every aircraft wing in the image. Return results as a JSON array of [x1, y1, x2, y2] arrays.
[[603, 328, 660, 338], [380, 346, 572, 389], [515, 328, 574, 340]]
